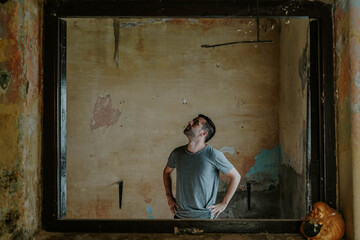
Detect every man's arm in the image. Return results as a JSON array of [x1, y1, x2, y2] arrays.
[[163, 165, 178, 215], [207, 168, 241, 219]]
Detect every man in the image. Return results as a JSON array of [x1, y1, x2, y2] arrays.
[[163, 114, 241, 219]]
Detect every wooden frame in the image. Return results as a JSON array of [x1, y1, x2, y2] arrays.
[[42, 0, 335, 233]]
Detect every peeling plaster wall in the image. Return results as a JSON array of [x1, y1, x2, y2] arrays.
[[0, 0, 42, 239], [335, 0, 360, 239], [278, 18, 309, 219], [65, 18, 281, 219]]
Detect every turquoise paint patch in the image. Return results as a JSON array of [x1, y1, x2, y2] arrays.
[[335, 0, 349, 12], [246, 145, 280, 183], [146, 205, 154, 219], [351, 102, 360, 113], [350, 0, 360, 8], [355, 72, 360, 89], [146, 206, 152, 215]]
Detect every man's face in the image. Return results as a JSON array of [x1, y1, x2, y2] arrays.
[[183, 117, 207, 139]]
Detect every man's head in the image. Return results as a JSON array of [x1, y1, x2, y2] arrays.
[[183, 114, 216, 143]]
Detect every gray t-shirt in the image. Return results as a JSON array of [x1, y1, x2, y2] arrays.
[[167, 144, 234, 219]]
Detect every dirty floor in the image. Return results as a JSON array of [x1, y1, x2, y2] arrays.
[[33, 232, 304, 240]]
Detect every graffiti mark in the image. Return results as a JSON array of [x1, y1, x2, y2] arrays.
[[90, 95, 121, 131]]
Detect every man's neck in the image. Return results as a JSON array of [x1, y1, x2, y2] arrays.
[[186, 140, 207, 153]]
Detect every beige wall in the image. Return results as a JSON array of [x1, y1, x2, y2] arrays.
[[278, 18, 309, 218], [65, 18, 281, 219], [279, 18, 309, 174]]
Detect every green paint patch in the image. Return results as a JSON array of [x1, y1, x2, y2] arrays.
[[0, 71, 11, 91], [246, 145, 280, 188]]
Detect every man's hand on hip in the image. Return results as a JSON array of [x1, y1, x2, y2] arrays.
[[207, 202, 227, 219]]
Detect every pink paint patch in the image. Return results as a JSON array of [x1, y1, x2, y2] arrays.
[[90, 95, 121, 131], [145, 198, 152, 204]]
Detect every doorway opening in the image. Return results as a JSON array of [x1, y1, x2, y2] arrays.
[[42, 0, 335, 233]]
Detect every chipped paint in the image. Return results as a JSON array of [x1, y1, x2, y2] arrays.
[[182, 98, 189, 104], [138, 182, 152, 204], [246, 145, 280, 187], [90, 95, 121, 131], [146, 206, 154, 219], [220, 146, 235, 155]]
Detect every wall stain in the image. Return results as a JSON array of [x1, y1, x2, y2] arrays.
[[135, 37, 144, 52], [4, 208, 20, 233], [0, 170, 20, 194], [113, 18, 120, 68], [279, 164, 306, 218], [138, 182, 152, 204], [298, 27, 309, 96], [90, 95, 121, 131], [94, 198, 113, 218]]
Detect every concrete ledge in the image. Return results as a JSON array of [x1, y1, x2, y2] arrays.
[[33, 232, 304, 240]]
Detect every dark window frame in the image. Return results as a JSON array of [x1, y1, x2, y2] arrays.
[[42, 0, 335, 233]]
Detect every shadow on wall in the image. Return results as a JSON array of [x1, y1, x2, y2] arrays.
[[217, 189, 280, 219]]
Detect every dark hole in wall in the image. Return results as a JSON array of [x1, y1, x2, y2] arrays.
[[5, 209, 20, 233], [0, 71, 11, 91]]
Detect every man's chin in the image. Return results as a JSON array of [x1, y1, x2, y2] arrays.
[[183, 129, 191, 135]]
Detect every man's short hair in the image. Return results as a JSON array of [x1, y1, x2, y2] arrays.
[[198, 114, 216, 143]]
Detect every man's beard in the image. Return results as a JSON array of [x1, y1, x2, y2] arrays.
[[183, 127, 193, 136]]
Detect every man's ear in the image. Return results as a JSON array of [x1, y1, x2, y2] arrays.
[[202, 131, 208, 138]]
